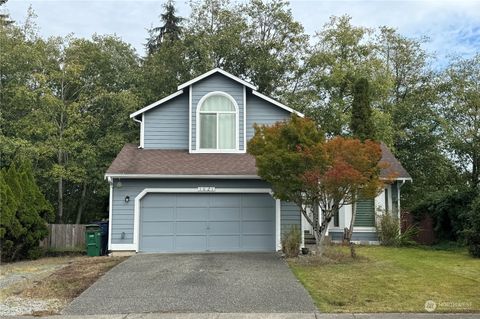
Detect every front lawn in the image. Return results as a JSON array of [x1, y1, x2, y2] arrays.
[[289, 246, 480, 313]]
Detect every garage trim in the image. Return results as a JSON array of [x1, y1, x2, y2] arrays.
[[110, 188, 281, 252]]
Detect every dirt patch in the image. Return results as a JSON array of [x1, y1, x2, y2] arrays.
[[0, 256, 127, 316], [290, 245, 368, 266], [21, 256, 126, 300]]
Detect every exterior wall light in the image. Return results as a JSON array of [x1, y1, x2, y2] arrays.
[[125, 195, 130, 203]]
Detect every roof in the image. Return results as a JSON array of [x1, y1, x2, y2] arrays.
[[128, 68, 304, 119], [106, 143, 411, 180], [380, 143, 411, 180], [178, 68, 257, 91], [106, 144, 258, 178]]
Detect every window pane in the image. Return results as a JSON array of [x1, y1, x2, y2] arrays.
[[200, 114, 217, 149], [201, 95, 235, 112], [218, 113, 235, 149]]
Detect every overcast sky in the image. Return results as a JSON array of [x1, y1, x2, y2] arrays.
[[4, 0, 480, 68]]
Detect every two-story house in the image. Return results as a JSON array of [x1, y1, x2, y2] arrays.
[[105, 68, 411, 254]]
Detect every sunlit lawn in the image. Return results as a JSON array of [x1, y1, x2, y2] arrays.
[[289, 245, 480, 313]]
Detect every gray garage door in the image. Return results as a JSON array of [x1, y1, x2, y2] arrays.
[[140, 193, 275, 253]]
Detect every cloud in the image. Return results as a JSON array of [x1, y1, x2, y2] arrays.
[[5, 0, 479, 65]]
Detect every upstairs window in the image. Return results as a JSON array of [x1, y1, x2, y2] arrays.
[[198, 93, 237, 150]]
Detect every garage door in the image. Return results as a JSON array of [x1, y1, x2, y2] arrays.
[[139, 193, 276, 253]]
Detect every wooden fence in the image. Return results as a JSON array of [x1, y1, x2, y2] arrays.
[[40, 224, 87, 249]]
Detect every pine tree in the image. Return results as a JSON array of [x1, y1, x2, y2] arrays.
[[146, 0, 183, 55], [0, 0, 14, 26], [1, 162, 53, 261], [350, 77, 375, 141]]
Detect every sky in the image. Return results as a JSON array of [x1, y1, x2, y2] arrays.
[[3, 0, 480, 68]]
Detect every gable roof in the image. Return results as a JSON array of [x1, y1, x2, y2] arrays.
[[130, 90, 184, 119], [129, 68, 304, 118], [380, 143, 412, 180], [106, 143, 411, 180], [178, 68, 257, 90]]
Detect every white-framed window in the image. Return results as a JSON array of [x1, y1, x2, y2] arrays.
[[197, 92, 238, 151]]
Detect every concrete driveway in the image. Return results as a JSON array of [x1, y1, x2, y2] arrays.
[[64, 253, 317, 315]]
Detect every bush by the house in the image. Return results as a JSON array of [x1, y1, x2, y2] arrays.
[[282, 225, 301, 258], [376, 210, 417, 246], [0, 161, 54, 261], [462, 195, 480, 258], [411, 188, 476, 242]]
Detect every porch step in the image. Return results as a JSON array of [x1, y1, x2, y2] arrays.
[[304, 231, 316, 245]]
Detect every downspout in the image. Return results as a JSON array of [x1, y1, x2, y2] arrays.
[[133, 114, 144, 149]]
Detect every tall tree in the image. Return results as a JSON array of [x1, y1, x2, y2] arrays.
[[441, 54, 480, 188], [350, 77, 375, 141], [146, 0, 183, 55], [0, 0, 14, 26]]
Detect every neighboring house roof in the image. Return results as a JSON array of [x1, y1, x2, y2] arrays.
[[380, 143, 411, 180], [129, 68, 304, 119], [106, 143, 411, 180]]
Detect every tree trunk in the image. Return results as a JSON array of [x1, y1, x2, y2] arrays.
[[75, 182, 87, 224], [347, 198, 357, 242], [312, 207, 336, 257], [57, 176, 63, 223]]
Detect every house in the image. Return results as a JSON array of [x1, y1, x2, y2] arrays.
[[105, 68, 411, 254]]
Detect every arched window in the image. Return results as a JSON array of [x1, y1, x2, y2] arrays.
[[198, 92, 237, 150]]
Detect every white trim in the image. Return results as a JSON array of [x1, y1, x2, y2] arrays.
[[276, 199, 281, 251], [189, 85, 192, 153], [108, 178, 113, 251], [132, 117, 143, 149], [300, 206, 305, 248], [178, 68, 257, 91], [251, 90, 304, 118], [130, 90, 184, 118], [195, 91, 240, 152], [190, 149, 246, 154], [382, 177, 412, 181], [243, 85, 247, 152], [140, 113, 145, 148], [329, 227, 377, 232], [104, 174, 260, 179], [110, 244, 136, 251], [132, 187, 274, 252]]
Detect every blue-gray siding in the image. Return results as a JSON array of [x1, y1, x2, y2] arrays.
[[246, 93, 291, 140], [191, 74, 245, 150], [329, 231, 378, 242], [280, 201, 301, 238], [143, 92, 189, 149]]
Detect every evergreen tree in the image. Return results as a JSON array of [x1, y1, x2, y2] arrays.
[[0, 162, 54, 261], [146, 0, 183, 55], [350, 77, 375, 141], [0, 0, 14, 26]]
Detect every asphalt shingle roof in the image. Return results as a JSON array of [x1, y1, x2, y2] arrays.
[[106, 143, 411, 179]]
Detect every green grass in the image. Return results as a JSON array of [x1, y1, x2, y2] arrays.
[[289, 245, 480, 313]]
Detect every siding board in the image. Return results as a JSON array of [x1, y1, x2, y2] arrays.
[[143, 92, 189, 149]]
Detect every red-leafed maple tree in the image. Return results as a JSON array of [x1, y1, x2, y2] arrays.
[[248, 116, 387, 255]]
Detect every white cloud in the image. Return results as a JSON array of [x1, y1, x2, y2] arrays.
[[5, 0, 479, 65]]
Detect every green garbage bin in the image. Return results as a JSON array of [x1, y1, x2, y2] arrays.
[[85, 224, 101, 257]]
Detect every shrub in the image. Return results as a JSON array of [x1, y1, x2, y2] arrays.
[[462, 195, 480, 258], [0, 161, 54, 261], [282, 225, 301, 257], [411, 189, 476, 242], [376, 210, 417, 246]]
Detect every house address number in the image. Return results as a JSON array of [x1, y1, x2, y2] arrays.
[[197, 186, 216, 192]]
